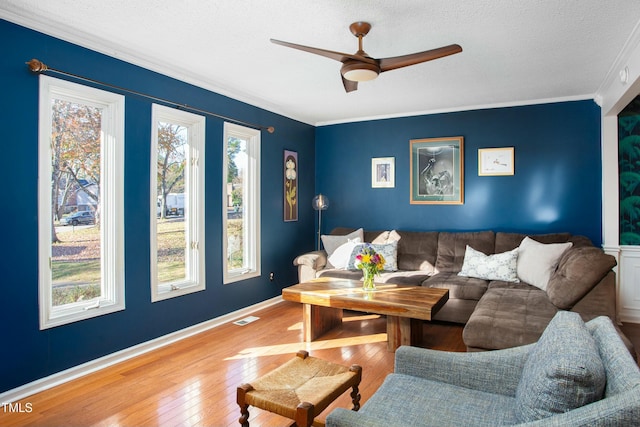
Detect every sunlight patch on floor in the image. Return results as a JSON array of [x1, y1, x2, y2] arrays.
[[223, 333, 387, 360]]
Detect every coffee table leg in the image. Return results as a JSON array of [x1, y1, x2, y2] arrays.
[[386, 316, 423, 352], [303, 304, 343, 341]]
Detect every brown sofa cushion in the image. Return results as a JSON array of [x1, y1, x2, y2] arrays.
[[396, 231, 439, 272], [423, 272, 488, 300], [494, 232, 570, 253], [435, 231, 495, 273], [463, 288, 558, 350], [546, 247, 617, 309]]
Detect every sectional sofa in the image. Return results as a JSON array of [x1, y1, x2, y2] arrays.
[[293, 227, 632, 352]]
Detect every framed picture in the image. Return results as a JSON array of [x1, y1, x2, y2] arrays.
[[284, 150, 298, 221], [410, 136, 464, 204], [372, 157, 395, 188], [478, 147, 514, 176]]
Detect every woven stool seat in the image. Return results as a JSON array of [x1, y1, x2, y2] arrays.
[[237, 350, 362, 427]]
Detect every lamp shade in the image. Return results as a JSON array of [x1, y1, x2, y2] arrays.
[[312, 194, 330, 211]]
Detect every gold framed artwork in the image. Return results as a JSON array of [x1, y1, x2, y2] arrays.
[[478, 147, 514, 176], [410, 136, 464, 204], [371, 157, 395, 188]]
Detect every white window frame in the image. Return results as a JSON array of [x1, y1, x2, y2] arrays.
[[38, 76, 125, 329], [222, 122, 261, 283], [150, 104, 206, 301]]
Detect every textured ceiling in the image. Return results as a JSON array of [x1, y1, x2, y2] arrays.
[[2, 0, 640, 125]]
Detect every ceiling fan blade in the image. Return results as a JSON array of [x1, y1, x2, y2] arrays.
[[342, 75, 358, 93], [379, 44, 462, 72], [270, 39, 377, 65]]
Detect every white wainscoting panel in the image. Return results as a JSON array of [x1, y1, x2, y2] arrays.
[[620, 246, 640, 323]]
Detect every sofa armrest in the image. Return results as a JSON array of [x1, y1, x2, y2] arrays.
[[515, 389, 640, 426], [394, 344, 532, 396], [293, 250, 328, 283], [293, 250, 327, 269]]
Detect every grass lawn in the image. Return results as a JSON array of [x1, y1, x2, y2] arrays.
[[51, 219, 189, 305]]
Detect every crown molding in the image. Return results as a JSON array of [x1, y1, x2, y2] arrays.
[[595, 18, 640, 115], [0, 11, 312, 125], [316, 94, 595, 127]]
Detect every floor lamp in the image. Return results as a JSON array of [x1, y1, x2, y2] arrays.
[[312, 194, 330, 251]]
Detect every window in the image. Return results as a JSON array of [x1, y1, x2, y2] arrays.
[[222, 123, 261, 283], [38, 76, 125, 329], [150, 104, 205, 301]]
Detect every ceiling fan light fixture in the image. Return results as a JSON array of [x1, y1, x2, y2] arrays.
[[341, 61, 379, 82]]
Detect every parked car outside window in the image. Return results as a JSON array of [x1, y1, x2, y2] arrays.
[[61, 211, 95, 226]]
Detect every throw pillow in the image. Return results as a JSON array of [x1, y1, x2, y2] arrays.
[[517, 237, 572, 290], [327, 238, 361, 270], [347, 241, 399, 271], [457, 245, 519, 282], [371, 229, 402, 245], [321, 228, 364, 260], [515, 311, 606, 422]]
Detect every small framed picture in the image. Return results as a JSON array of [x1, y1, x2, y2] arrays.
[[372, 157, 395, 188], [478, 147, 514, 176]]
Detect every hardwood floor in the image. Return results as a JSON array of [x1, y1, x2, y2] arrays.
[[5, 302, 639, 427], [1, 301, 465, 427]]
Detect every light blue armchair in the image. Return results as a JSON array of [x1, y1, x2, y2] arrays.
[[327, 312, 640, 427]]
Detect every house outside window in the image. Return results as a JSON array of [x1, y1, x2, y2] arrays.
[[38, 75, 125, 329], [150, 104, 205, 301]]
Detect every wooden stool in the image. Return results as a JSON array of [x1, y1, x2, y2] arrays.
[[237, 350, 362, 427]]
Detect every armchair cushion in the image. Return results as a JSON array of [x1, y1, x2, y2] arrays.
[[329, 373, 518, 427], [515, 311, 605, 422]]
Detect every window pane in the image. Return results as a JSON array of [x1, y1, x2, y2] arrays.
[[156, 123, 187, 284], [226, 136, 247, 271], [223, 122, 260, 284], [50, 99, 102, 307], [39, 75, 124, 329], [150, 104, 205, 301]]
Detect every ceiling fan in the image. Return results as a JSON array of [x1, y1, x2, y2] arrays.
[[271, 21, 462, 93]]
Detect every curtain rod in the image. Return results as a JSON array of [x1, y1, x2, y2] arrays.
[[26, 59, 275, 134]]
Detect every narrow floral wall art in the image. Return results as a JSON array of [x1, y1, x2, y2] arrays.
[[284, 150, 298, 221]]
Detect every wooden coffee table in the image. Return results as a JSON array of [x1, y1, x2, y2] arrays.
[[282, 278, 448, 352]]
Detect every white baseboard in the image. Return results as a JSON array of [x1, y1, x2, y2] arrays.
[[0, 296, 283, 403]]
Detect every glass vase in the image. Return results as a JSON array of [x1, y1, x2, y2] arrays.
[[362, 268, 376, 291]]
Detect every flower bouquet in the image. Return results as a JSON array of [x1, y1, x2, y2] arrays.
[[355, 244, 386, 290]]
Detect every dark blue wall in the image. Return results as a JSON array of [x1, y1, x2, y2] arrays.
[[315, 101, 603, 244], [0, 17, 605, 394], [0, 19, 315, 393]]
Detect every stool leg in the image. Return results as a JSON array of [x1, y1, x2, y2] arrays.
[[295, 401, 314, 427], [350, 385, 361, 411], [349, 365, 362, 411], [237, 383, 254, 427]]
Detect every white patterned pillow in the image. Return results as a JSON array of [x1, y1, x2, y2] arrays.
[[458, 245, 519, 282], [347, 242, 399, 271]]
